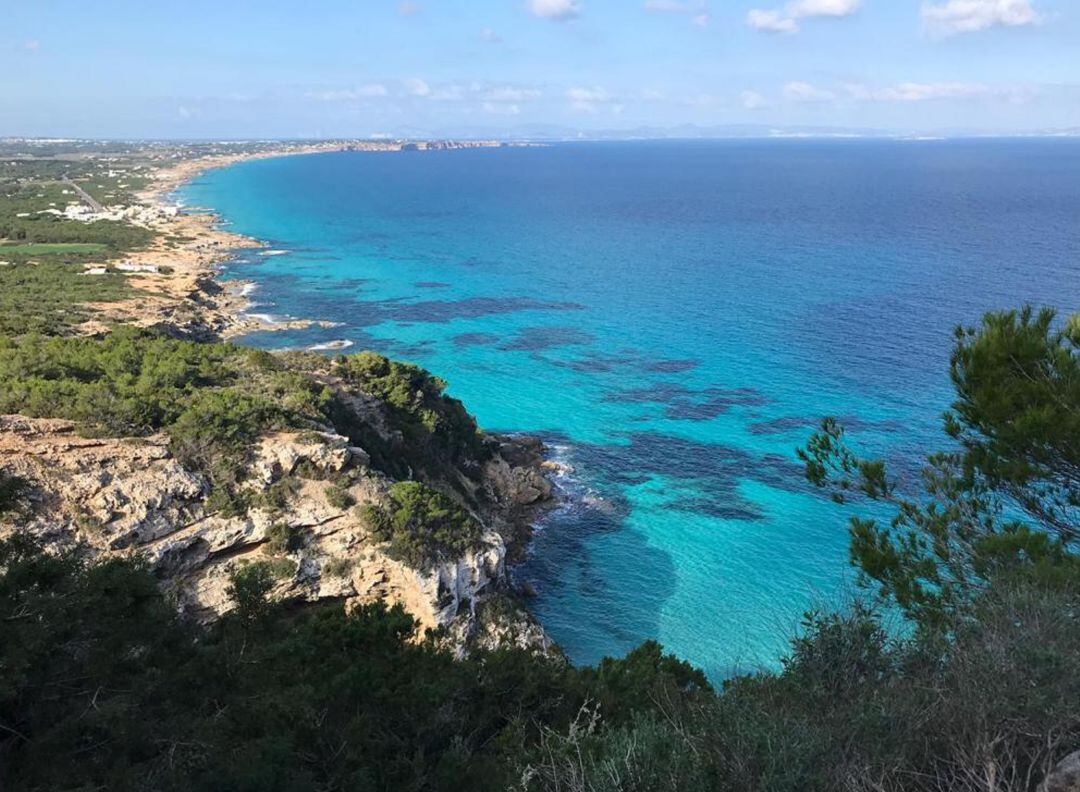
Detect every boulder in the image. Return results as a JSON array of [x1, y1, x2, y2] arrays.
[[1041, 750, 1080, 792]]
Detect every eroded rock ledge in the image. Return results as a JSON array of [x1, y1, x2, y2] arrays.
[[0, 412, 556, 655]]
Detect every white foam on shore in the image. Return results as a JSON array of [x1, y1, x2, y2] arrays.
[[259, 249, 289, 257], [307, 339, 354, 351], [246, 312, 287, 325], [544, 443, 577, 480], [539, 441, 616, 522], [234, 282, 258, 297]]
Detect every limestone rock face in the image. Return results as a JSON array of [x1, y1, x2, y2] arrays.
[[251, 431, 353, 485], [351, 536, 505, 635], [1041, 751, 1080, 792], [481, 435, 555, 562], [0, 414, 554, 652]]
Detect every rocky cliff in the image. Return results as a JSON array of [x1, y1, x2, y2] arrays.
[[0, 391, 556, 653], [0, 145, 562, 657]]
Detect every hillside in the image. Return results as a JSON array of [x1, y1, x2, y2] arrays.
[[0, 142, 556, 649]]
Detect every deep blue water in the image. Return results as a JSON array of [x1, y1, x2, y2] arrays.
[[181, 140, 1080, 678]]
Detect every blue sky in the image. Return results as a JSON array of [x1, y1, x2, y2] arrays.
[[4, 0, 1079, 138]]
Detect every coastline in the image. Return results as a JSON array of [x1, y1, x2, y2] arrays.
[[131, 139, 565, 609], [95, 143, 349, 339], [1, 137, 565, 656], [96, 139, 510, 340]]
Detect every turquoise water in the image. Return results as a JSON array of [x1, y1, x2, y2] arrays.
[[182, 140, 1080, 678]]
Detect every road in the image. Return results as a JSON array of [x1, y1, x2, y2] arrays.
[[62, 175, 105, 213]]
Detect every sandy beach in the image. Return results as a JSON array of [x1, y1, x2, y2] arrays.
[[77, 143, 349, 338], [91, 139, 506, 339]]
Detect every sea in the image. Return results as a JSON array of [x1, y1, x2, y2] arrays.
[[180, 139, 1080, 679]]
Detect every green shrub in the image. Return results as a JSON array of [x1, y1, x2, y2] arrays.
[[264, 556, 298, 580], [0, 329, 500, 516], [0, 536, 586, 791], [226, 561, 276, 619], [264, 523, 303, 555], [323, 556, 354, 578], [250, 477, 300, 516], [0, 259, 131, 335], [325, 483, 355, 510], [0, 470, 28, 516], [360, 481, 482, 569], [0, 327, 331, 508], [336, 351, 489, 479]]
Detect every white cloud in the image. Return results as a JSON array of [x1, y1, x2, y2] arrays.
[[567, 86, 613, 112], [788, 0, 861, 17], [485, 86, 541, 102], [722, 79, 1036, 107], [482, 102, 522, 115], [921, 0, 1040, 37], [686, 93, 718, 107], [23, 40, 40, 51], [356, 83, 389, 97], [747, 0, 859, 33], [644, 1, 710, 25], [846, 80, 1031, 102], [404, 78, 431, 97], [308, 84, 389, 102], [528, 0, 581, 20], [479, 27, 502, 43], [746, 10, 798, 32], [429, 84, 467, 101], [741, 90, 768, 109], [398, 1, 422, 16], [640, 88, 666, 101], [783, 81, 836, 102]]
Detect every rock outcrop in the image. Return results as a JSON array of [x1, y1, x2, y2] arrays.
[[0, 412, 554, 651], [1041, 750, 1080, 792]]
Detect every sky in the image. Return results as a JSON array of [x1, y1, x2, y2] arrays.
[[3, 0, 1079, 139]]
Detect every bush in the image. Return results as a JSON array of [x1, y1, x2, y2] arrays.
[[0, 470, 27, 515], [325, 483, 355, 510], [264, 522, 303, 555], [0, 259, 131, 335], [360, 481, 482, 569], [323, 556, 354, 578], [519, 579, 1080, 791], [227, 561, 275, 619], [0, 328, 330, 508], [0, 329, 494, 516], [0, 536, 589, 792], [336, 351, 489, 480]]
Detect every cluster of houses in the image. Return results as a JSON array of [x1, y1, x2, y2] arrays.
[[59, 200, 179, 226]]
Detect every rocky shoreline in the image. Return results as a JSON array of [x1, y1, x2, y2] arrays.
[[2, 141, 564, 655]]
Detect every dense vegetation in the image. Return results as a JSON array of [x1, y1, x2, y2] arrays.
[[0, 328, 489, 530], [336, 351, 490, 481], [1, 307, 1077, 790], [0, 158, 154, 335], [0, 534, 705, 791], [0, 327, 331, 513], [359, 480, 483, 568], [0, 258, 131, 335]]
